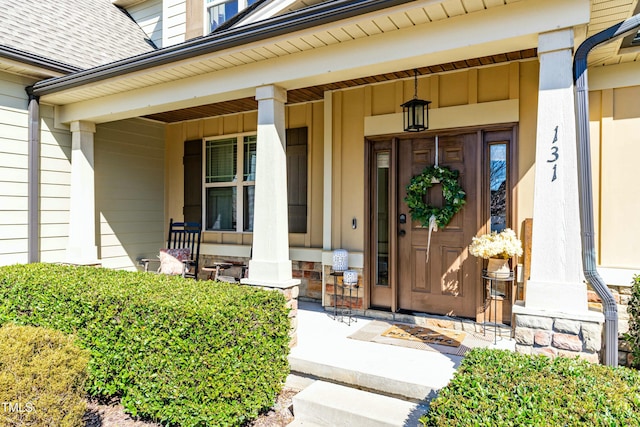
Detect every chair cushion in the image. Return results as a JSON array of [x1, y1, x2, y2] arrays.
[[159, 248, 191, 275]]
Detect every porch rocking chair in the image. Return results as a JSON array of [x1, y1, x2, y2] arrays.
[[141, 218, 202, 279]]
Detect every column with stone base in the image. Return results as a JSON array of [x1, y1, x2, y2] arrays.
[[241, 85, 299, 289], [513, 28, 603, 361]]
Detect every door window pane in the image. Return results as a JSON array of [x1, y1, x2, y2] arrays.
[[376, 152, 390, 286], [206, 138, 237, 183], [206, 187, 236, 230], [490, 143, 507, 232]]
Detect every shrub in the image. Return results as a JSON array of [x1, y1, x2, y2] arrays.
[[0, 324, 89, 427], [0, 263, 291, 426], [423, 348, 640, 427], [625, 274, 640, 368]]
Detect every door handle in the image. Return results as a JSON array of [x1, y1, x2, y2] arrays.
[[399, 229, 406, 237]]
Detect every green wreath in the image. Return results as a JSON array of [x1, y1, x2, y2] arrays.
[[404, 165, 466, 229]]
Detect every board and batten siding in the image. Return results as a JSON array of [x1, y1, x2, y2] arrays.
[[95, 118, 165, 271], [163, 0, 186, 47], [0, 71, 31, 265], [127, 0, 163, 48]]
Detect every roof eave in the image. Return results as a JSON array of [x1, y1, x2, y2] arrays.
[[32, 0, 418, 97], [0, 45, 82, 76]]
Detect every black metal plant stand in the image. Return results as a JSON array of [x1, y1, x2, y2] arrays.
[[330, 271, 358, 325], [482, 269, 515, 345]]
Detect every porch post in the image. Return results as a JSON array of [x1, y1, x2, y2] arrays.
[[242, 85, 299, 287], [512, 28, 603, 362], [67, 120, 99, 264], [524, 29, 587, 313]]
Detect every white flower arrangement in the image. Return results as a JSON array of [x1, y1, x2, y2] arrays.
[[469, 228, 523, 260]]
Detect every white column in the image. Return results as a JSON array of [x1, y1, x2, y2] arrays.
[[67, 121, 99, 264], [525, 29, 587, 313], [242, 85, 299, 287]]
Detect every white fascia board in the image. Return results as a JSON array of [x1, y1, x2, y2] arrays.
[[588, 61, 640, 91], [53, 0, 589, 124]]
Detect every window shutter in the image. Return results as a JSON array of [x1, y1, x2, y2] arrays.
[[184, 139, 202, 225], [286, 127, 308, 233]]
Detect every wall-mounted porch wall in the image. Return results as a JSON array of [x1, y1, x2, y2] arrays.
[[95, 118, 166, 271]]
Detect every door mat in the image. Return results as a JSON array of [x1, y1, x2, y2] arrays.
[[348, 320, 494, 357], [381, 324, 466, 347]]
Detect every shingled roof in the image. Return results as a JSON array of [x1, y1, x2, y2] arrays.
[[0, 0, 155, 70]]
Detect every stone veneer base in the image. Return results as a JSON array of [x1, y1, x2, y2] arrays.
[[240, 279, 300, 348], [512, 301, 604, 363]]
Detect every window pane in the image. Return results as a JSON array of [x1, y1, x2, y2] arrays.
[[208, 0, 238, 31], [243, 135, 257, 181], [206, 187, 236, 231], [376, 152, 389, 287], [490, 144, 507, 232], [243, 185, 255, 232], [206, 138, 237, 183]]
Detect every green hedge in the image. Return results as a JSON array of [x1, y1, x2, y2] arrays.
[[423, 348, 640, 427], [625, 274, 640, 368], [0, 263, 291, 426], [0, 324, 89, 427]]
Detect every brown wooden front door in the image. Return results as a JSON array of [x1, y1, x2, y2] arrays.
[[397, 133, 480, 317]]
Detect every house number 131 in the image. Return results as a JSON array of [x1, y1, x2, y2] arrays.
[[546, 125, 559, 182]]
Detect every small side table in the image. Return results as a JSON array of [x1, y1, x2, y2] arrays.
[[202, 263, 233, 281], [330, 271, 358, 325], [482, 269, 515, 344]]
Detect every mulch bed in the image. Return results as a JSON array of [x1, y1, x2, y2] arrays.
[[83, 388, 297, 427]]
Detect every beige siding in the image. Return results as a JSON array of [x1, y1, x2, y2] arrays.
[[163, 0, 186, 47], [95, 118, 165, 270], [593, 86, 640, 269], [127, 0, 163, 48], [39, 104, 71, 263], [0, 71, 31, 265]]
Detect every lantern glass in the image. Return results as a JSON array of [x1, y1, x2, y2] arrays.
[[332, 249, 349, 272], [402, 98, 430, 132]]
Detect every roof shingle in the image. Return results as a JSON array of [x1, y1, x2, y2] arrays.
[[0, 0, 155, 70]]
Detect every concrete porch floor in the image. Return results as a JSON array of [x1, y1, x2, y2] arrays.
[[287, 300, 515, 403]]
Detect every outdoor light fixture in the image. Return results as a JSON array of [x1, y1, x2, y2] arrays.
[[401, 69, 431, 132]]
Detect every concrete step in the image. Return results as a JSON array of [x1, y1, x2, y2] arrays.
[[291, 380, 429, 427], [289, 356, 438, 402], [286, 420, 325, 427]]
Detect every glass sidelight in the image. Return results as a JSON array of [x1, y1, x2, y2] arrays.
[[489, 143, 508, 232], [375, 152, 390, 286]]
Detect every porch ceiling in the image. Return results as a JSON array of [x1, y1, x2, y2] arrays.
[[35, 0, 637, 125], [143, 48, 537, 123], [588, 0, 640, 66]]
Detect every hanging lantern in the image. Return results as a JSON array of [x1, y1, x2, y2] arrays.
[[402, 69, 431, 132]]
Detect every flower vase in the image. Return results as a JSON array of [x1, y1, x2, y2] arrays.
[[486, 258, 511, 279]]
